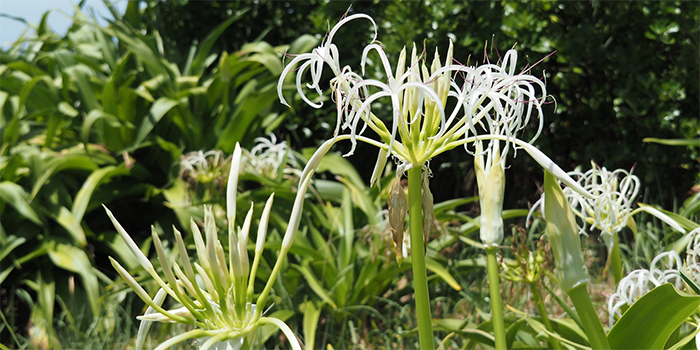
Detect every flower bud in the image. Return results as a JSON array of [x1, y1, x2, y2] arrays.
[[475, 143, 505, 247]]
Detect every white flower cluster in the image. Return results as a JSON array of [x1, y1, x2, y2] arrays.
[[278, 13, 548, 171], [241, 134, 300, 179], [607, 251, 684, 326], [528, 162, 640, 250]]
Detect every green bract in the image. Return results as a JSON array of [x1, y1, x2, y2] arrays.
[[543, 170, 588, 293], [105, 143, 302, 350]]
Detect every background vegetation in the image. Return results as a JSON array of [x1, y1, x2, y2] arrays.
[[1, 0, 698, 349]]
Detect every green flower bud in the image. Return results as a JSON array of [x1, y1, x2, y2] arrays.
[[475, 143, 505, 247]]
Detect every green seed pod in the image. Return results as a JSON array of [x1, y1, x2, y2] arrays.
[[388, 177, 408, 266]]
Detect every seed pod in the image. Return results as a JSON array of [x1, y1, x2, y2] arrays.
[[388, 177, 408, 266], [421, 173, 435, 252]]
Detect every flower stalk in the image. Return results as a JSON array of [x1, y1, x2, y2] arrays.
[[408, 166, 435, 350]]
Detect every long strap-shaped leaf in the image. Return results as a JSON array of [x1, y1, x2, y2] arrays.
[[607, 283, 700, 349]]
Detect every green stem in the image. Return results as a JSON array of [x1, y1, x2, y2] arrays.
[[486, 247, 506, 350], [567, 283, 611, 350], [610, 233, 623, 285], [408, 166, 434, 350], [530, 282, 561, 350]]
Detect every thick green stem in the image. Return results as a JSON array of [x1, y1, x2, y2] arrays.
[[530, 282, 561, 350], [567, 283, 610, 350], [486, 247, 506, 350], [610, 233, 623, 285], [408, 167, 434, 350]]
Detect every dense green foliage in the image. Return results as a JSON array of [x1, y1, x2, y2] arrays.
[[1, 1, 699, 349]]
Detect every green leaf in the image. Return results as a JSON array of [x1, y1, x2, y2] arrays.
[[432, 318, 495, 346], [301, 300, 323, 350], [53, 206, 87, 246], [607, 283, 700, 349], [132, 97, 179, 149], [643, 137, 700, 147], [290, 262, 338, 309], [30, 154, 100, 200], [46, 241, 101, 317], [72, 165, 129, 222], [425, 256, 462, 291], [0, 181, 42, 225], [81, 110, 134, 144], [187, 8, 249, 76], [0, 235, 26, 262]]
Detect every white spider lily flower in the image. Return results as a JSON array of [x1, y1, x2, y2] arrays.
[[566, 162, 640, 249], [241, 134, 300, 178], [104, 143, 302, 350], [180, 149, 227, 184], [276, 13, 592, 204], [607, 251, 684, 326], [277, 13, 377, 108], [528, 162, 684, 252]]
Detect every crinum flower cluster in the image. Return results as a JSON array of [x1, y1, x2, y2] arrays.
[[607, 251, 684, 326], [241, 134, 301, 179], [180, 149, 229, 186], [278, 13, 548, 175], [565, 162, 640, 249], [528, 162, 641, 251]]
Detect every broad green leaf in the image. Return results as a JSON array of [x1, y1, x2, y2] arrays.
[[290, 262, 338, 309], [81, 110, 134, 143], [187, 8, 249, 75], [0, 235, 26, 261], [0, 181, 42, 225], [301, 300, 322, 350], [63, 64, 101, 112], [72, 165, 129, 222], [425, 256, 462, 291], [53, 206, 87, 247], [46, 241, 101, 317], [286, 34, 318, 55], [607, 283, 700, 349], [303, 149, 365, 189], [30, 154, 101, 200], [665, 324, 700, 350], [132, 97, 179, 149], [432, 318, 495, 346]]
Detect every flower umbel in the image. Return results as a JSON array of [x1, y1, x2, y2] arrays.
[[105, 143, 301, 350]]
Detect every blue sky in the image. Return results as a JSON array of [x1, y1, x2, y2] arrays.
[[0, 0, 128, 48]]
